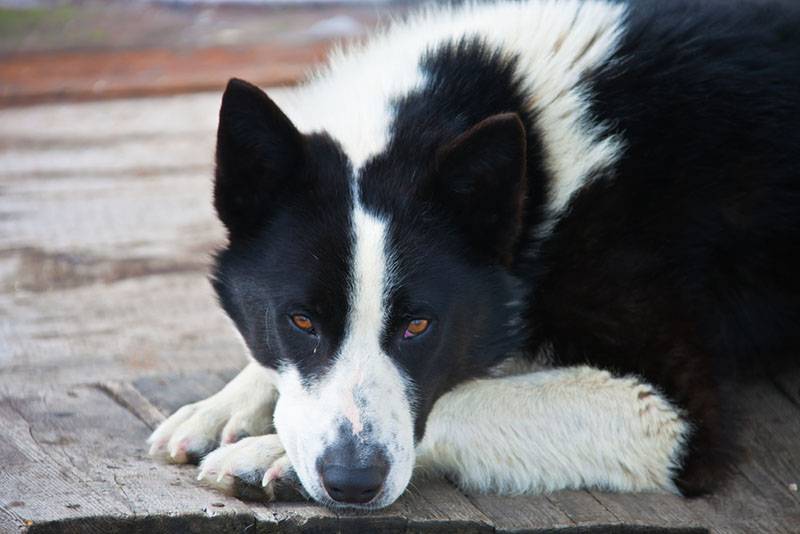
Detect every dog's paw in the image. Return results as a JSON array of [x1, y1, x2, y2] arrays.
[[147, 366, 278, 464], [197, 435, 298, 501]]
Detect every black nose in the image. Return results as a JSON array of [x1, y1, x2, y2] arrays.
[[321, 464, 387, 504]]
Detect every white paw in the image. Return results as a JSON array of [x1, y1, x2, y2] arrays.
[[197, 435, 294, 500], [147, 364, 278, 463]]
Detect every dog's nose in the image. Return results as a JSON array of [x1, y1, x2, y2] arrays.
[[321, 463, 386, 504]]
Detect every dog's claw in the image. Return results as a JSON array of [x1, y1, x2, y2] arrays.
[[262, 458, 287, 487], [196, 435, 288, 500]]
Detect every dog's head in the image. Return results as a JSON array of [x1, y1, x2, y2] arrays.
[[211, 79, 529, 508]]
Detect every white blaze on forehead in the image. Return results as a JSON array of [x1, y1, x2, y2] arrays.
[[348, 206, 393, 348], [338, 204, 396, 435]]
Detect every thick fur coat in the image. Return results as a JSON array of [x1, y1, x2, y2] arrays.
[[148, 0, 800, 508]]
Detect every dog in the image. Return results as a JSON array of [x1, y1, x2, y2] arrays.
[[148, 0, 800, 509]]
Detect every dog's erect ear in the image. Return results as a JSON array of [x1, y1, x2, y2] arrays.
[[430, 113, 527, 264], [215, 78, 305, 239]]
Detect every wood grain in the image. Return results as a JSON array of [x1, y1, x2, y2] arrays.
[[0, 383, 257, 533]]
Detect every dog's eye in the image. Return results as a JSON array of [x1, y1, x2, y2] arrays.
[[403, 318, 430, 339], [291, 314, 315, 334]]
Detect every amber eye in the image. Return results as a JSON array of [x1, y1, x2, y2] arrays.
[[403, 318, 430, 339], [291, 314, 315, 333]]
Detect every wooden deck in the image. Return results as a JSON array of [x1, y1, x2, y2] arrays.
[[1, 94, 799, 534]]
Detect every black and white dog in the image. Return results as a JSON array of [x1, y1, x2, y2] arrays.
[[148, 0, 800, 509]]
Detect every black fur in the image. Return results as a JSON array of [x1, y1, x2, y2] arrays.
[[532, 0, 800, 494], [211, 0, 800, 496], [214, 81, 357, 382]]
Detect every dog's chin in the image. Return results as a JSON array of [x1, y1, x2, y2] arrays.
[[295, 479, 402, 511], [298, 474, 410, 511], [315, 491, 392, 511]]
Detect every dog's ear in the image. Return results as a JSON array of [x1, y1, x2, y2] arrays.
[[429, 113, 527, 264], [215, 78, 305, 239]]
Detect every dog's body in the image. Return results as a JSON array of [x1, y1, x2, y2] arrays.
[[149, 0, 800, 508]]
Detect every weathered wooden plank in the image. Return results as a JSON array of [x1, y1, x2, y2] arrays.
[[252, 502, 339, 534], [588, 491, 707, 533], [728, 380, 800, 510], [132, 371, 231, 417], [0, 95, 249, 387], [678, 381, 800, 532], [0, 92, 222, 139], [544, 490, 621, 527], [127, 368, 239, 420], [24, 515, 257, 534], [0, 383, 260, 533], [96, 380, 167, 430], [0, 270, 246, 386], [391, 477, 493, 533], [466, 493, 576, 533], [0, 389, 132, 526], [679, 471, 769, 534]]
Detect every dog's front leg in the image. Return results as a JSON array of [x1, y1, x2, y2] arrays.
[[148, 361, 278, 463], [415, 365, 690, 495]]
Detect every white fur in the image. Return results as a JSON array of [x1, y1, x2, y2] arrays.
[[272, 203, 415, 508], [273, 0, 627, 227], [147, 362, 278, 462], [415, 365, 689, 495], [197, 435, 289, 499]]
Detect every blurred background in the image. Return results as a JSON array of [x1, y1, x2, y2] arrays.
[[0, 0, 418, 106]]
